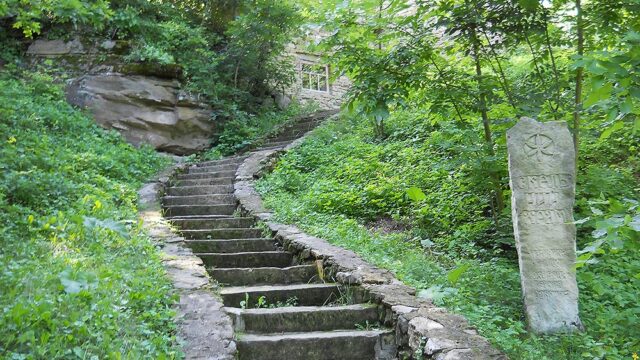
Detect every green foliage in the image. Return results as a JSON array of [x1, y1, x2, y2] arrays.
[[221, 0, 301, 100], [0, 70, 179, 358], [257, 112, 639, 358], [0, 0, 112, 38], [202, 103, 317, 158]]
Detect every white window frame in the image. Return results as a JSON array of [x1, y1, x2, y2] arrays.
[[300, 61, 330, 93]]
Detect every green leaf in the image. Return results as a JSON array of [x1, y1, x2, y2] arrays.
[[620, 97, 634, 115], [584, 82, 613, 108], [406, 187, 427, 202], [600, 121, 625, 140], [420, 238, 435, 248], [517, 0, 539, 10], [417, 286, 457, 304], [447, 263, 471, 285], [83, 216, 130, 239]]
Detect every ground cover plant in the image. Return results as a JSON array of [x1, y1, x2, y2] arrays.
[[0, 69, 179, 358], [256, 111, 639, 358]]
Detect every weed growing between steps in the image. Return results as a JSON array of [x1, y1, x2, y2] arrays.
[[0, 71, 180, 358], [240, 295, 299, 309], [256, 113, 639, 358]]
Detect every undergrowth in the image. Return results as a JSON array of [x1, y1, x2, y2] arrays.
[[201, 102, 318, 159], [0, 70, 179, 358], [256, 112, 639, 359]]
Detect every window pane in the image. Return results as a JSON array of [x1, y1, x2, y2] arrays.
[[302, 73, 310, 89], [319, 77, 327, 91]]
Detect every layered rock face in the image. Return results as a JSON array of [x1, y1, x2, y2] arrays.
[[66, 75, 214, 155], [28, 39, 215, 155]]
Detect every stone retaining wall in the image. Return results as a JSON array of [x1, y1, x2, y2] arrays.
[[233, 134, 507, 360]]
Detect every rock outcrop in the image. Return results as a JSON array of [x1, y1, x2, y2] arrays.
[[66, 74, 215, 155], [28, 38, 215, 155]]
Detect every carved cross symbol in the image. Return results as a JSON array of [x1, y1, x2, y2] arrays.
[[524, 134, 555, 161]]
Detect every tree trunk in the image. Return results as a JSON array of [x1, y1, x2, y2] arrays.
[[471, 28, 505, 221], [573, 0, 584, 160]]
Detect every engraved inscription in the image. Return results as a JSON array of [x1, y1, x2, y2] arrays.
[[520, 209, 573, 225], [514, 174, 573, 191], [524, 133, 555, 161], [524, 191, 560, 208]]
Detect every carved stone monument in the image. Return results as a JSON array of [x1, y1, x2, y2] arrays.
[[507, 117, 583, 334]]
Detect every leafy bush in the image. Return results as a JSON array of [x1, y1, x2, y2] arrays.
[[0, 70, 179, 358]]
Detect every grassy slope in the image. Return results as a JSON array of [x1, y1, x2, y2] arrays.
[[256, 113, 639, 359], [0, 71, 180, 359]]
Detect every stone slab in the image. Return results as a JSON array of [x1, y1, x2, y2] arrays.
[[507, 117, 582, 333]]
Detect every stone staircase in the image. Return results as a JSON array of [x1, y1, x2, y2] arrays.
[[162, 112, 396, 360]]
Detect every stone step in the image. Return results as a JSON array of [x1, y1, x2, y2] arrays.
[[181, 228, 264, 239], [261, 140, 291, 148], [259, 144, 290, 151], [198, 251, 293, 268], [163, 194, 236, 206], [220, 283, 341, 307], [164, 204, 236, 217], [196, 157, 247, 167], [188, 163, 238, 173], [166, 185, 234, 196], [236, 329, 395, 360], [170, 217, 256, 230], [186, 238, 276, 253], [178, 170, 237, 180], [210, 265, 319, 286], [227, 304, 381, 333], [277, 123, 314, 136], [173, 177, 234, 187], [265, 134, 302, 143]]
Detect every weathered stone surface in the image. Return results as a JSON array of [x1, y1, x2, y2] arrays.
[[66, 74, 215, 155], [507, 117, 582, 333], [139, 170, 236, 360], [27, 38, 85, 55]]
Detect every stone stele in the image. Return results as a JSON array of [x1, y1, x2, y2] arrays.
[[507, 117, 583, 334]]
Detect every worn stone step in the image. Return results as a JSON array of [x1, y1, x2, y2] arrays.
[[259, 144, 291, 151], [164, 204, 236, 217], [210, 265, 319, 286], [166, 185, 234, 196], [261, 140, 291, 148], [188, 163, 238, 173], [220, 283, 341, 307], [178, 170, 237, 180], [236, 329, 395, 360], [186, 238, 276, 253], [181, 228, 264, 239], [173, 177, 234, 187], [199, 251, 293, 268], [170, 216, 255, 230], [265, 134, 302, 143], [279, 123, 314, 135], [163, 194, 235, 206], [227, 304, 381, 333], [197, 157, 247, 167]]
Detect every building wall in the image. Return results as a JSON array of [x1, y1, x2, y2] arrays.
[[282, 52, 351, 110]]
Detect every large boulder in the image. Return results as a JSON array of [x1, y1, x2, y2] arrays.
[[66, 74, 216, 155]]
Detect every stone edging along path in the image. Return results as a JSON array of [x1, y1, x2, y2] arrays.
[[233, 134, 507, 359], [138, 165, 237, 360]]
